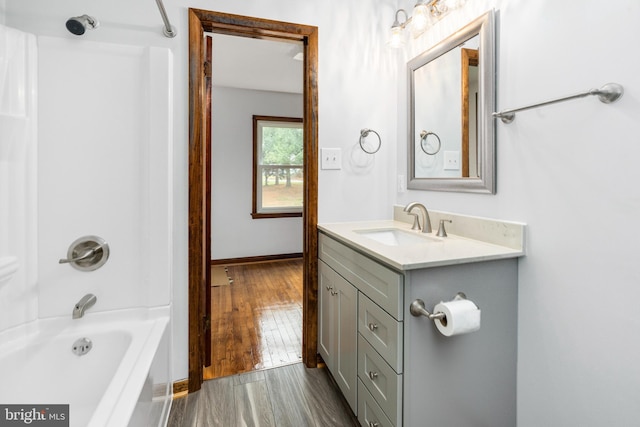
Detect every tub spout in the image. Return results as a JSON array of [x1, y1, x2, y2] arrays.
[[73, 294, 96, 319]]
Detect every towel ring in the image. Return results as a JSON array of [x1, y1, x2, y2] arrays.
[[359, 128, 382, 154], [420, 131, 441, 155]]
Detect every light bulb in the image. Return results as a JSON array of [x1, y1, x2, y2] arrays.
[[411, 3, 430, 35], [443, 0, 466, 9], [388, 25, 405, 48]]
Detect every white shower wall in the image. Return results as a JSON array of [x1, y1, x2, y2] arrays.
[[36, 37, 173, 318], [0, 24, 38, 332]]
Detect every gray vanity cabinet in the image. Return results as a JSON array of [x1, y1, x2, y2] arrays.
[[403, 260, 518, 427], [319, 231, 519, 427], [319, 233, 404, 426]]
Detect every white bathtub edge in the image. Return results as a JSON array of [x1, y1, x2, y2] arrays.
[[91, 308, 170, 427]]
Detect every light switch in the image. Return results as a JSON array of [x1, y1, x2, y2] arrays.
[[443, 151, 460, 170], [321, 148, 342, 170]]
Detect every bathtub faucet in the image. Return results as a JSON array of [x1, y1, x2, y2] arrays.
[[72, 294, 97, 319]]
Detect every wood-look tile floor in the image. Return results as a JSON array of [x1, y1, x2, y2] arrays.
[[204, 259, 304, 380], [168, 363, 359, 427]]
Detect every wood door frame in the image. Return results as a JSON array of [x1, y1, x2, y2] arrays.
[[461, 47, 479, 178], [188, 8, 319, 392]]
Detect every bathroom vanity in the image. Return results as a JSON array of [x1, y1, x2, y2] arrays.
[[318, 211, 525, 427]]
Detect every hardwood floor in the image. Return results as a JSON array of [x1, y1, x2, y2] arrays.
[[168, 363, 358, 427], [204, 259, 304, 380], [168, 260, 359, 426]]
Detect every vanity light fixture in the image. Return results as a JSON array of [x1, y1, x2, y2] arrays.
[[388, 9, 409, 48], [388, 0, 467, 48], [411, 1, 431, 35]]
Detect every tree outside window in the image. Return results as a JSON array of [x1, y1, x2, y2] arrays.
[[252, 115, 303, 218]]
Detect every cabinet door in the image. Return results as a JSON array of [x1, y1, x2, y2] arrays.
[[334, 272, 358, 412], [318, 261, 335, 367], [317, 260, 358, 413]]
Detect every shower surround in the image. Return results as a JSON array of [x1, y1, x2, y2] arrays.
[[0, 24, 174, 427]]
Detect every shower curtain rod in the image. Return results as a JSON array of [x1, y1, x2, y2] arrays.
[[155, 0, 176, 38]]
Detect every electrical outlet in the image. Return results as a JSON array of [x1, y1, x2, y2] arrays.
[[321, 148, 341, 170], [398, 174, 406, 192], [443, 151, 460, 170]]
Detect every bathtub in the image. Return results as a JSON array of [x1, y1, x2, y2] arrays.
[[0, 307, 171, 427]]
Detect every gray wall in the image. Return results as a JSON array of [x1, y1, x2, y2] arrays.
[[211, 86, 303, 259], [397, 1, 640, 426]]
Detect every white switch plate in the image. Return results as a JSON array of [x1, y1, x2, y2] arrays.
[[443, 151, 460, 170], [398, 174, 406, 192], [321, 148, 342, 170]]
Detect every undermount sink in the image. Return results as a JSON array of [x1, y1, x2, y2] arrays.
[[354, 228, 441, 246]]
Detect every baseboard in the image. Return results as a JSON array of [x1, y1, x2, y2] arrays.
[[172, 379, 189, 398], [210, 253, 302, 266]]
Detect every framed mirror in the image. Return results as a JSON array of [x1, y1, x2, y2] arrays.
[[407, 10, 496, 193]]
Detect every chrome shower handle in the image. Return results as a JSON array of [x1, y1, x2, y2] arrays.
[[59, 246, 101, 264], [59, 236, 110, 271]]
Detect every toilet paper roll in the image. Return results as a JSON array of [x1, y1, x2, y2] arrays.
[[433, 299, 481, 337]]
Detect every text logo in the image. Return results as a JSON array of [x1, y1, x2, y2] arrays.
[[0, 405, 69, 426]]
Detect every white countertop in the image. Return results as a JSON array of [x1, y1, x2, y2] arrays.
[[318, 220, 525, 271]]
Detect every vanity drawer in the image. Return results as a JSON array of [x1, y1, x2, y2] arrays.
[[318, 233, 404, 320], [358, 379, 395, 427], [358, 294, 403, 372], [358, 335, 402, 426]]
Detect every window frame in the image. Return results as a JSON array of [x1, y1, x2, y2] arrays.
[[252, 115, 304, 219]]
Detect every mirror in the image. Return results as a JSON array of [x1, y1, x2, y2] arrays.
[[408, 10, 496, 193]]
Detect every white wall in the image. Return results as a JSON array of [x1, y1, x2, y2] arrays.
[[4, 0, 398, 387], [6, 0, 639, 424], [36, 38, 173, 318], [397, 0, 640, 425], [211, 86, 303, 259], [0, 23, 38, 332]]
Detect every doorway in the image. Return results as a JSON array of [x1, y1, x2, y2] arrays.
[[188, 8, 319, 392]]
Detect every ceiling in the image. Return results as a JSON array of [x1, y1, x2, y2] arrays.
[[209, 33, 303, 94]]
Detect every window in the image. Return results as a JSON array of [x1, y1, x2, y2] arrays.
[[252, 115, 304, 218]]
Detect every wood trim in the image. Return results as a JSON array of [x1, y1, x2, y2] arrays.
[[188, 8, 319, 393], [204, 34, 213, 370], [252, 115, 304, 219], [210, 253, 303, 266], [172, 379, 189, 397], [461, 48, 479, 178], [251, 212, 303, 219], [188, 8, 206, 393], [301, 21, 319, 369]]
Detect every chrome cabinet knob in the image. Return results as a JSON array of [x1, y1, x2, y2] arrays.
[[368, 371, 378, 380], [368, 322, 378, 331]]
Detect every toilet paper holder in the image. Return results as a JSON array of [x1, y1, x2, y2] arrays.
[[409, 292, 468, 321]]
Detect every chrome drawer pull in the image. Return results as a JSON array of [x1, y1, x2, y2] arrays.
[[368, 322, 378, 331], [368, 371, 378, 380], [326, 285, 331, 291]]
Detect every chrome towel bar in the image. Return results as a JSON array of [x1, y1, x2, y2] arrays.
[[493, 82, 623, 124]]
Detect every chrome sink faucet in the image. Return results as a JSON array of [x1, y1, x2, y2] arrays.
[[72, 294, 97, 319], [403, 202, 432, 233]]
